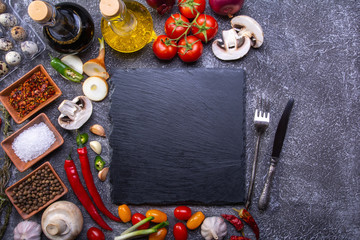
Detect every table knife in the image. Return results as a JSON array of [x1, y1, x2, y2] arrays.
[[258, 98, 294, 210]]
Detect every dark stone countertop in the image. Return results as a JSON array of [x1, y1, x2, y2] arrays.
[[1, 0, 359, 239]]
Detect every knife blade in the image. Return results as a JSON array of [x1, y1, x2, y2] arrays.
[[258, 98, 294, 210]]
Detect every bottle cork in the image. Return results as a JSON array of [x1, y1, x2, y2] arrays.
[[28, 0, 52, 23], [99, 0, 122, 18]]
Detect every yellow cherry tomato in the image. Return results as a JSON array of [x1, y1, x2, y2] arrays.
[[146, 209, 167, 223], [148, 227, 168, 240], [118, 204, 131, 223], [186, 211, 205, 230]]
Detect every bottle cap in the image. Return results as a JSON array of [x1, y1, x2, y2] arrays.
[[99, 0, 122, 18], [28, 1, 52, 22]]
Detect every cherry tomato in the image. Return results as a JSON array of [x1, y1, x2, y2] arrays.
[[149, 227, 168, 240], [146, 209, 168, 223], [173, 222, 188, 240], [87, 227, 105, 240], [186, 211, 205, 230], [131, 213, 150, 230], [191, 14, 218, 43], [118, 204, 132, 223], [153, 35, 177, 60], [177, 35, 203, 62], [174, 206, 192, 221], [178, 0, 206, 19], [165, 13, 190, 39]]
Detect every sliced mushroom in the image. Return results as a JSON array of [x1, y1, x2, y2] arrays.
[[58, 96, 93, 130], [231, 15, 264, 48], [212, 29, 251, 61], [212, 15, 263, 61]]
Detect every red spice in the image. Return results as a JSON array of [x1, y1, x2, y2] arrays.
[[9, 71, 55, 117]]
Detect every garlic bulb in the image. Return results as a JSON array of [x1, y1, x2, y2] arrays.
[[201, 216, 227, 240], [14, 221, 41, 240]]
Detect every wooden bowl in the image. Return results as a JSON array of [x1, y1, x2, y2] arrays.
[[5, 161, 68, 219], [1, 113, 64, 172], [0, 64, 62, 124]]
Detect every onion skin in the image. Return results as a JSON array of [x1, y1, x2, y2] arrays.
[[146, 0, 175, 15], [209, 0, 244, 17]]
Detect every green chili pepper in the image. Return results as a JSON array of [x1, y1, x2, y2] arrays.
[[49, 54, 84, 83], [95, 156, 105, 171], [76, 133, 89, 146]]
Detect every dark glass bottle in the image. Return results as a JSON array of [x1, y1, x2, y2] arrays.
[[28, 1, 94, 54]]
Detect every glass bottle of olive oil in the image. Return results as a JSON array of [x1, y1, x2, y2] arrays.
[[99, 0, 156, 53], [28, 1, 94, 54]]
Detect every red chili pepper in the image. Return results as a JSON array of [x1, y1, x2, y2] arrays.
[[230, 236, 252, 240], [64, 157, 112, 231], [221, 214, 244, 232], [77, 141, 121, 222], [233, 208, 259, 240]]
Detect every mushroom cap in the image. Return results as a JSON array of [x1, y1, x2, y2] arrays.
[[41, 201, 83, 240], [212, 28, 251, 61], [58, 96, 93, 130], [231, 15, 264, 48]]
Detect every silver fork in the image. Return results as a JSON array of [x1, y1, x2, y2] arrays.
[[245, 97, 270, 209]]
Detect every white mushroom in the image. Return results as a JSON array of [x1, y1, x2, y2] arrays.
[[41, 201, 83, 240], [212, 15, 263, 61], [58, 96, 93, 130]]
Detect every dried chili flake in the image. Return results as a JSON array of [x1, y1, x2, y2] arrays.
[[9, 71, 55, 117]]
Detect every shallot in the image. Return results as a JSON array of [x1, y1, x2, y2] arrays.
[[209, 0, 244, 18]]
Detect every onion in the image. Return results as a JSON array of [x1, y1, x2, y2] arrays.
[[209, 0, 244, 18], [146, 0, 175, 15]]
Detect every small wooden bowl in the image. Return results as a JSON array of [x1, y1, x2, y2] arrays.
[[1, 113, 64, 172], [0, 64, 62, 124], [5, 161, 68, 219]]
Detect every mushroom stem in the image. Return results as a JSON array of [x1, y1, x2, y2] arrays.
[[58, 100, 82, 121], [46, 219, 70, 236]]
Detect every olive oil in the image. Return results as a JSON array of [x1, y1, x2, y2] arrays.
[[28, 1, 94, 54], [100, 0, 156, 53]]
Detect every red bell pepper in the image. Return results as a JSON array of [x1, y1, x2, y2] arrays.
[[64, 157, 112, 231]]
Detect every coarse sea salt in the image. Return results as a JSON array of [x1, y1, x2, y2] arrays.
[[12, 122, 56, 162]]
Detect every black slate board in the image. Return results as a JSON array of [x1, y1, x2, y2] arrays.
[[109, 68, 246, 205]]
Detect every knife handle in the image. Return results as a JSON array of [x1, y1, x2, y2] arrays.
[[258, 157, 278, 211]]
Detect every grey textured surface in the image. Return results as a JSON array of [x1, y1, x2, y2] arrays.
[[1, 0, 359, 239]]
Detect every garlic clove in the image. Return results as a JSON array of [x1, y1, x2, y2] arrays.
[[90, 124, 106, 137], [90, 141, 102, 154], [98, 167, 109, 181]]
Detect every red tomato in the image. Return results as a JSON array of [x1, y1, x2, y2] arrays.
[[131, 213, 150, 230], [191, 14, 218, 43], [174, 206, 192, 220], [165, 13, 190, 39], [177, 35, 203, 62], [87, 227, 105, 240], [153, 35, 177, 60], [178, 0, 206, 19], [173, 222, 188, 240]]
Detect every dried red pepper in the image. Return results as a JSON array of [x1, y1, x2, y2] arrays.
[[221, 214, 244, 232], [9, 71, 55, 117], [230, 236, 252, 240], [233, 208, 259, 240], [64, 155, 112, 231], [76, 134, 121, 222]]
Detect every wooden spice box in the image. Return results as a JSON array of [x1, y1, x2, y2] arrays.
[[0, 64, 62, 124], [1, 113, 64, 172], [5, 161, 68, 220]]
